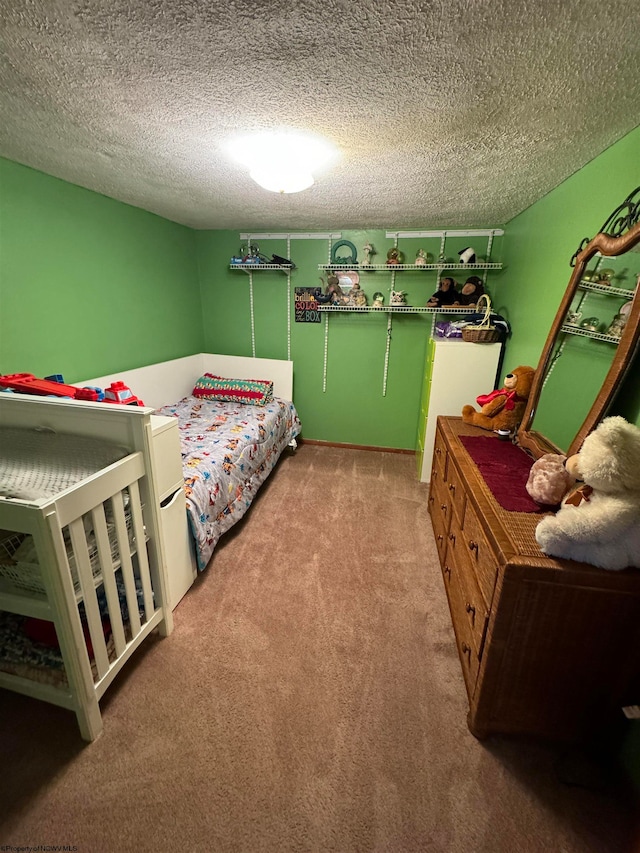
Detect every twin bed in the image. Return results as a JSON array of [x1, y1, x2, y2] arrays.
[[0, 354, 301, 740]]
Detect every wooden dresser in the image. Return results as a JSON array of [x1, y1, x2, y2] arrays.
[[428, 416, 640, 742]]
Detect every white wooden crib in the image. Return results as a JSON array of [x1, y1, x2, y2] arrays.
[[0, 395, 174, 741]]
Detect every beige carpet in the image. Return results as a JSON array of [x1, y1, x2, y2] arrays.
[[0, 445, 637, 852]]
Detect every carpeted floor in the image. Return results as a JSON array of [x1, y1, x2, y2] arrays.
[[0, 445, 637, 852]]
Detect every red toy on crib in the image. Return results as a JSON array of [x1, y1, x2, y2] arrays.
[[103, 381, 144, 406], [0, 373, 144, 406], [0, 372, 93, 399]]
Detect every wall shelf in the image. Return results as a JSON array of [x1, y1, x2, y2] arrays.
[[317, 305, 475, 314], [578, 281, 634, 299], [230, 264, 294, 272], [318, 263, 502, 272], [560, 324, 621, 344]]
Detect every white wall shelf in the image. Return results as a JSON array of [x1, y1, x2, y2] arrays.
[[560, 324, 621, 344], [318, 263, 502, 272], [578, 281, 635, 299], [230, 264, 294, 272], [317, 305, 475, 314]]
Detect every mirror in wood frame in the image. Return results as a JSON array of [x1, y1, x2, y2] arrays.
[[517, 186, 640, 458]]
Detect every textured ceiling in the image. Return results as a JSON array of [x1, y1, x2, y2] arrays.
[[1, 0, 639, 231]]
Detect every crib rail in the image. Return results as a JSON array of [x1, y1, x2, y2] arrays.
[[0, 450, 171, 739]]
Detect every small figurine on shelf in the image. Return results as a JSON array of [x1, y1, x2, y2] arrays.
[[426, 277, 458, 307], [607, 312, 627, 339], [594, 268, 615, 287], [241, 244, 263, 265], [362, 242, 375, 266], [345, 282, 368, 307], [326, 272, 347, 305], [415, 249, 431, 266], [453, 275, 485, 307], [386, 248, 404, 266], [372, 291, 385, 308], [580, 317, 601, 332], [458, 246, 476, 264], [390, 290, 408, 305], [315, 276, 333, 303]]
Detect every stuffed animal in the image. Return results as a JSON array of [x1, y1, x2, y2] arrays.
[[454, 275, 485, 307], [461, 365, 535, 433], [535, 416, 640, 569], [526, 453, 575, 506]]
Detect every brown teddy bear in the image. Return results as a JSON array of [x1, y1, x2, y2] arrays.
[[461, 365, 535, 433]]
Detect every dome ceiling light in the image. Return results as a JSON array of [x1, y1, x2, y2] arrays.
[[226, 130, 338, 194]]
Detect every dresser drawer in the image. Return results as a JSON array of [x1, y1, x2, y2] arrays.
[[454, 544, 489, 659], [462, 499, 498, 607], [428, 474, 451, 561], [432, 428, 447, 484], [442, 545, 481, 697], [445, 454, 466, 526]]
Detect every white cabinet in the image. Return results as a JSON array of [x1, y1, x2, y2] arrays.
[[416, 339, 501, 482], [150, 415, 197, 610]]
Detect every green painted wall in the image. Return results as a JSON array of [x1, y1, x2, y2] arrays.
[[196, 230, 504, 449], [494, 126, 640, 448], [0, 158, 203, 382]]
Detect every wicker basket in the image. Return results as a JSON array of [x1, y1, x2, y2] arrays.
[[461, 294, 501, 343]]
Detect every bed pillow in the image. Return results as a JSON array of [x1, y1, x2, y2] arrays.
[[192, 373, 274, 406]]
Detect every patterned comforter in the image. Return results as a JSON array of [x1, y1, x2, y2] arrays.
[[155, 396, 301, 569]]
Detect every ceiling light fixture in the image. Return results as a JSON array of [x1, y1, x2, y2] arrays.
[[226, 130, 337, 194]]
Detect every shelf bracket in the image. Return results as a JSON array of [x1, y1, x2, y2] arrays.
[[323, 312, 329, 392]]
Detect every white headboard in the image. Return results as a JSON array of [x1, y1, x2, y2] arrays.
[[80, 353, 294, 409]]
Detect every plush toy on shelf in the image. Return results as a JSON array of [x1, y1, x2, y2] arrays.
[[526, 453, 576, 506], [535, 416, 640, 569], [426, 276, 458, 307], [461, 365, 535, 433]]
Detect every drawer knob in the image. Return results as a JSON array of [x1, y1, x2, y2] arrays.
[[449, 483, 455, 493], [468, 540, 479, 555], [461, 642, 472, 662], [436, 447, 441, 455], [465, 602, 476, 624], [441, 504, 448, 513], [443, 565, 451, 578], [448, 532, 456, 543], [437, 534, 444, 543]]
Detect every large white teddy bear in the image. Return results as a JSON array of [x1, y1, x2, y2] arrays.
[[535, 416, 640, 570]]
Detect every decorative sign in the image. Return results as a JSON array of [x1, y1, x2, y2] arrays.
[[294, 287, 322, 323]]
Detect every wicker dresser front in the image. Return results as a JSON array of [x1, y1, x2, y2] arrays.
[[428, 416, 640, 742]]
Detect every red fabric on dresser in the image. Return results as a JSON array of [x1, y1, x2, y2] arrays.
[[459, 435, 542, 513]]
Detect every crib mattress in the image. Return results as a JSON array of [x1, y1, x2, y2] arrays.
[[155, 396, 301, 569], [0, 426, 127, 501]]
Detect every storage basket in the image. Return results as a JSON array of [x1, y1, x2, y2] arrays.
[[462, 294, 501, 343]]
